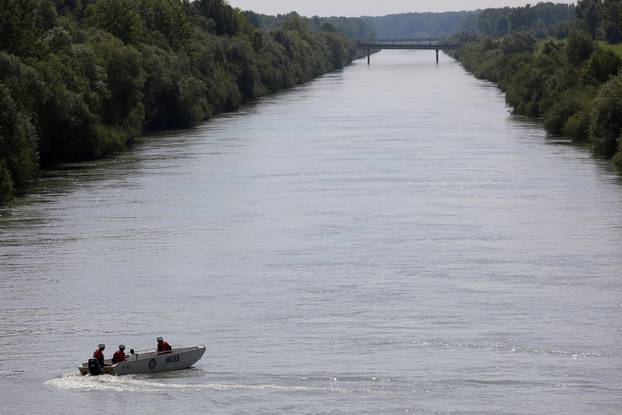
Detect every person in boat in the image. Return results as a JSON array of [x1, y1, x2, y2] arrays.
[[156, 337, 172, 354], [93, 344, 105, 367], [112, 344, 127, 364]]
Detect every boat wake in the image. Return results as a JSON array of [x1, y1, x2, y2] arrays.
[[45, 372, 347, 394]]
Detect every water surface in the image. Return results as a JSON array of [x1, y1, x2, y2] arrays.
[[1, 50, 622, 414]]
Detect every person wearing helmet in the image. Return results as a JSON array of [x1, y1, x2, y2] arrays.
[[156, 337, 172, 354], [93, 344, 105, 367], [112, 345, 127, 364]]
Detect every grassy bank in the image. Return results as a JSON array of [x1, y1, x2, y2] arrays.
[[0, 0, 361, 204], [598, 41, 622, 58]]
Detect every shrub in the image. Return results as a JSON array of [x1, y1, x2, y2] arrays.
[[584, 48, 622, 84], [501, 32, 537, 55], [590, 75, 622, 157], [562, 107, 592, 140], [0, 160, 14, 204], [566, 29, 594, 65]]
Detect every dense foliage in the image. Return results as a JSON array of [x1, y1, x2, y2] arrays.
[[461, 2, 576, 38], [452, 30, 622, 168], [362, 4, 578, 40], [245, 11, 376, 40], [363, 11, 477, 39], [576, 0, 622, 43], [0, 0, 359, 203], [457, 1, 622, 43]]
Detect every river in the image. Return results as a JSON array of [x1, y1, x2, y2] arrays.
[[1, 50, 622, 414]]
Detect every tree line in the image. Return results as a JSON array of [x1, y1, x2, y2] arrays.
[[461, 2, 576, 38], [576, 0, 622, 42], [0, 0, 359, 204], [450, 1, 622, 169], [336, 4, 577, 41], [244, 11, 376, 40], [363, 11, 477, 40]]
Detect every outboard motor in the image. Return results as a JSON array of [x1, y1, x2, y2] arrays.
[[88, 358, 102, 376]]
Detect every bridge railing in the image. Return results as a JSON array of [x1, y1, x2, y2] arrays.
[[370, 39, 441, 46], [359, 39, 460, 64]]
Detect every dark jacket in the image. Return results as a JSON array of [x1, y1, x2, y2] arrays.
[[93, 349, 104, 366]]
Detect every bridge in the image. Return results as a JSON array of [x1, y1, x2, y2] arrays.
[[361, 39, 460, 64]]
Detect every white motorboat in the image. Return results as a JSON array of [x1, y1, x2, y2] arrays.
[[79, 345, 206, 376]]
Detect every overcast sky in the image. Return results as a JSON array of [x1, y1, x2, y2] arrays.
[[228, 0, 576, 17]]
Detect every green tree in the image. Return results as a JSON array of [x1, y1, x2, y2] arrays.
[[577, 0, 603, 38], [0, 0, 42, 56], [91, 33, 145, 132], [226, 40, 259, 101], [508, 4, 535, 32], [196, 0, 238, 36], [87, 0, 144, 44], [54, 0, 88, 18], [0, 160, 13, 203], [501, 32, 536, 55], [35, 0, 58, 31], [136, 0, 191, 49], [566, 29, 594, 65], [590, 74, 622, 157], [34, 49, 102, 165], [0, 83, 38, 198], [585, 47, 622, 84], [603, 0, 622, 43]]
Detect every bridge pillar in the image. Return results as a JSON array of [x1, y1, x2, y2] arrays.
[[436, 49, 439, 64], [367, 46, 370, 65]]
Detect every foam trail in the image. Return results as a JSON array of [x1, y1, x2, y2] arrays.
[[45, 372, 347, 394]]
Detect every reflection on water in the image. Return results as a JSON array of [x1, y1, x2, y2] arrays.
[[2, 50, 622, 414]]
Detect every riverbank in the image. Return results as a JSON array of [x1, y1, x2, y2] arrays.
[[450, 32, 622, 169], [0, 0, 360, 204]]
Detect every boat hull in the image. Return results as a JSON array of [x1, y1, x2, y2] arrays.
[[79, 345, 206, 376]]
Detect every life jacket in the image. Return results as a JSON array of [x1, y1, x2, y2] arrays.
[[112, 350, 126, 364], [157, 341, 172, 352], [93, 349, 104, 365]]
